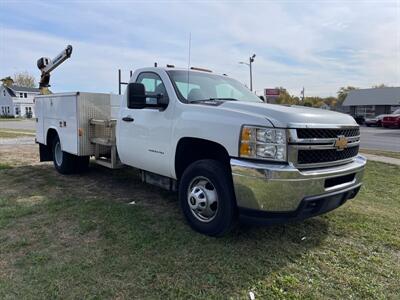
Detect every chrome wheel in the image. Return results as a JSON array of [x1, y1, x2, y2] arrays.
[[187, 176, 219, 222], [54, 141, 63, 166]]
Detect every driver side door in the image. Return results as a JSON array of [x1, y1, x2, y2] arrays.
[[118, 71, 173, 177]]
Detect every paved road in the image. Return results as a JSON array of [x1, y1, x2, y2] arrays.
[[360, 126, 400, 152], [0, 137, 35, 145], [0, 119, 36, 131], [0, 120, 398, 151]]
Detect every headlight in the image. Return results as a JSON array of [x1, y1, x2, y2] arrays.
[[239, 126, 287, 161]]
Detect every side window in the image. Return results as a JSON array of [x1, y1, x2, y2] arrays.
[[136, 72, 169, 105]]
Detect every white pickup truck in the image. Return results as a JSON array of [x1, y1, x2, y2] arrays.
[[35, 66, 366, 236]]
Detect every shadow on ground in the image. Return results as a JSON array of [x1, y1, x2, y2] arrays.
[[0, 162, 329, 298]]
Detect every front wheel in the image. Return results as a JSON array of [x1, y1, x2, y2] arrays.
[[179, 159, 237, 236]]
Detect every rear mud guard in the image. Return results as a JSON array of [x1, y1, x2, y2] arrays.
[[39, 143, 52, 162]]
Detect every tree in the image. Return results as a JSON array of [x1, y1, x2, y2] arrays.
[[303, 96, 324, 108], [372, 84, 387, 88], [1, 76, 14, 87], [337, 86, 357, 105], [275, 87, 299, 105], [324, 96, 337, 107], [13, 72, 36, 88]]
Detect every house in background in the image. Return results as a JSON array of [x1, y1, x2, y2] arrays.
[[0, 84, 40, 118], [343, 87, 400, 118]]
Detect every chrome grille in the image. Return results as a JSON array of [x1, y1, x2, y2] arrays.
[[288, 126, 360, 168]]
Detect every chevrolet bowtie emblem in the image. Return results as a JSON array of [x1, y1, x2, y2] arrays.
[[334, 135, 348, 151]]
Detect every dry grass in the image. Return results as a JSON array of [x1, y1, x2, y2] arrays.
[[0, 144, 399, 299], [0, 129, 35, 138]]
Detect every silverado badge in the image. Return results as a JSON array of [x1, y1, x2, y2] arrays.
[[334, 135, 348, 151]]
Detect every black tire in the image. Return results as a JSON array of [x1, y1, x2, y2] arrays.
[[52, 136, 89, 174], [179, 159, 237, 237]]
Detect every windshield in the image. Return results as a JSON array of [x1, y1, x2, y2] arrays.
[[167, 70, 262, 103]]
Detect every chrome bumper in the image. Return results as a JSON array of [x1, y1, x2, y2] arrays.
[[231, 155, 367, 213]]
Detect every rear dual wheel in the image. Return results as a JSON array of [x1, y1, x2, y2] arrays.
[[52, 136, 89, 174]]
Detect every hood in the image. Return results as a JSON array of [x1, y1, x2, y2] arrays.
[[220, 101, 357, 128]]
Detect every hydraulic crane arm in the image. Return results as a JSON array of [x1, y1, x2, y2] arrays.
[[37, 45, 73, 94]]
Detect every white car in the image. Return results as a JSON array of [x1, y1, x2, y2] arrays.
[[365, 114, 385, 127]]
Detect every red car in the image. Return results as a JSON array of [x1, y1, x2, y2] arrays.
[[382, 109, 400, 128]]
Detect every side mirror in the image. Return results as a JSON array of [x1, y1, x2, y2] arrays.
[[259, 95, 265, 102], [127, 82, 146, 109], [127, 82, 169, 109]]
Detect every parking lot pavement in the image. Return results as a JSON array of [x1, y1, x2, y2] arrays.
[[1, 120, 398, 152], [0, 119, 36, 131], [360, 126, 400, 152]]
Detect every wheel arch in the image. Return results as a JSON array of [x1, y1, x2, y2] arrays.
[[46, 127, 59, 147], [174, 137, 231, 180], [38, 127, 59, 162]]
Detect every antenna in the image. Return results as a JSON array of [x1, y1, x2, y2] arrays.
[[186, 32, 191, 98]]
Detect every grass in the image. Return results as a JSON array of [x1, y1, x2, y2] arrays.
[[0, 152, 399, 299], [0, 129, 35, 138], [0, 118, 21, 121], [0, 163, 12, 170], [360, 149, 400, 160]]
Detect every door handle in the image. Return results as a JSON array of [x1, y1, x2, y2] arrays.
[[122, 116, 134, 122]]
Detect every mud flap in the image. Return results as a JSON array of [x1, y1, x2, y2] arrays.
[[39, 143, 52, 162]]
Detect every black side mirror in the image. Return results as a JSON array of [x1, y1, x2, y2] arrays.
[[128, 82, 169, 109], [156, 93, 169, 108], [259, 95, 265, 102], [127, 82, 146, 109]]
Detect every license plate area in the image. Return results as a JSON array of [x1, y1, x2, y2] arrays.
[[324, 173, 355, 189]]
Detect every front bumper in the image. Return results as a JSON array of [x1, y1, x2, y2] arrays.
[[231, 155, 367, 222]]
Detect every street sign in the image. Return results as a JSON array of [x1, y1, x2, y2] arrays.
[[264, 88, 280, 104], [264, 88, 280, 97]]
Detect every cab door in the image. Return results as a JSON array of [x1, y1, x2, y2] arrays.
[[117, 71, 174, 177]]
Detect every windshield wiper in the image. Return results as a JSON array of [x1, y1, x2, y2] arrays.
[[209, 98, 238, 101], [191, 98, 238, 103]]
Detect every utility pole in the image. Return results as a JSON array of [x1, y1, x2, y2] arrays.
[[239, 54, 256, 91], [301, 87, 305, 101]]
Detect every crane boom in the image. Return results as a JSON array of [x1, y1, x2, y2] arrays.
[[37, 45, 73, 94]]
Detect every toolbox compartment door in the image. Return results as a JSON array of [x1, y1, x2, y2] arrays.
[[43, 94, 78, 155]]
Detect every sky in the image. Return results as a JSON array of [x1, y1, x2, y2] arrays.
[[0, 0, 399, 97]]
